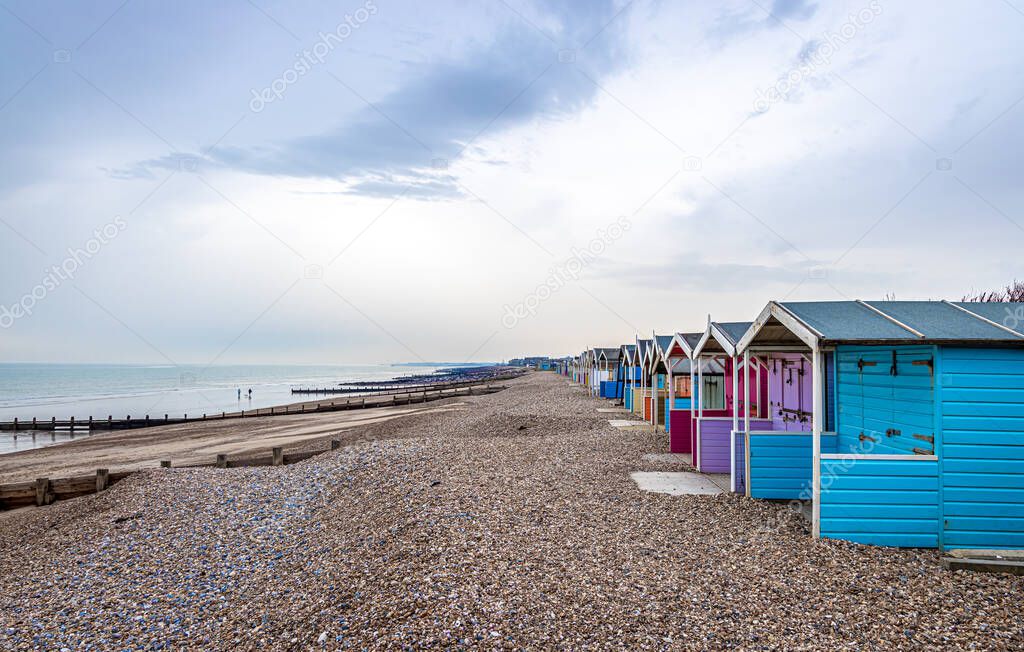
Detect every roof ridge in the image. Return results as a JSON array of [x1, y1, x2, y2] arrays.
[[944, 300, 1024, 339], [856, 300, 925, 338]]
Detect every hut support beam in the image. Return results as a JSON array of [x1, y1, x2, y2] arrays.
[[812, 344, 823, 539]]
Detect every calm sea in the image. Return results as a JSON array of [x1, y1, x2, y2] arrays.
[[0, 363, 438, 454]]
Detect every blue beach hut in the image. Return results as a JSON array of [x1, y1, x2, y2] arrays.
[[736, 300, 1024, 550], [620, 344, 640, 410]]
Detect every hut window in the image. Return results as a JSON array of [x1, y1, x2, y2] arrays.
[[702, 375, 726, 410], [675, 376, 692, 398]]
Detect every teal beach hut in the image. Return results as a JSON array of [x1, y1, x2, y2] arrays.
[[737, 300, 1024, 549]]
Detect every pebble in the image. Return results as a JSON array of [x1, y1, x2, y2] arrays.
[[0, 373, 1021, 649]]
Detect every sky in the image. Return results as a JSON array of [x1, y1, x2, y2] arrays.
[[1, 0, 1023, 364]]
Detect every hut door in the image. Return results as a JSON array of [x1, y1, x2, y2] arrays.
[[837, 346, 934, 455]]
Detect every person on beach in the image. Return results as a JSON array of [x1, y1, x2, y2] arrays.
[[248, 388, 252, 399], [237, 388, 241, 400]]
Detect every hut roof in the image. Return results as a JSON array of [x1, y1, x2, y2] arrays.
[[739, 300, 1024, 351]]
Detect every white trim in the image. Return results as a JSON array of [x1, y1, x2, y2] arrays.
[[821, 453, 938, 461], [811, 345, 822, 540], [711, 323, 738, 357], [748, 430, 837, 436], [943, 300, 1024, 339], [857, 300, 926, 338], [671, 332, 697, 360], [743, 347, 751, 497], [691, 316, 714, 358]]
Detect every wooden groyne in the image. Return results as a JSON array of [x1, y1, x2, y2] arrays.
[[0, 439, 347, 510], [0, 375, 521, 434]]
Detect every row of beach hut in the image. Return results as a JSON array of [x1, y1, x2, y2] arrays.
[[563, 300, 1024, 551]]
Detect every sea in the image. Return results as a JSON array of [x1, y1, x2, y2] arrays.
[[0, 363, 441, 455]]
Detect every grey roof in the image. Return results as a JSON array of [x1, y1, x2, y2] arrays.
[[637, 339, 652, 358], [778, 301, 1024, 344], [716, 322, 753, 346], [682, 332, 703, 349], [595, 347, 620, 361], [654, 334, 674, 355], [954, 302, 1024, 335]]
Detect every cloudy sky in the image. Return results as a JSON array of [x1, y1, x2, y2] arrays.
[[1, 0, 1022, 364]]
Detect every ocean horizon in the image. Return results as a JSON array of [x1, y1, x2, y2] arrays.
[[0, 362, 446, 453]]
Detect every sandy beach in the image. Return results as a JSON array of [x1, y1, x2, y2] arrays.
[[0, 372, 1021, 650]]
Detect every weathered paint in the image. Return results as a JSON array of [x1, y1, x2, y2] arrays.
[[941, 347, 1024, 550], [818, 457, 939, 547], [749, 433, 837, 499]]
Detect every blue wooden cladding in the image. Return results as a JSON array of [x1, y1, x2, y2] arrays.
[[818, 457, 939, 548], [748, 433, 837, 499], [823, 344, 1024, 549], [940, 347, 1024, 549], [599, 381, 622, 399], [835, 345, 935, 456]]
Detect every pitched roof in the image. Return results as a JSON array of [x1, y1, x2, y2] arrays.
[[654, 334, 674, 356], [740, 300, 1024, 351]]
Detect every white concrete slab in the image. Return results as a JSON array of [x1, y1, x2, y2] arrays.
[[630, 471, 725, 496], [597, 408, 628, 414], [608, 420, 655, 432], [642, 453, 693, 466]]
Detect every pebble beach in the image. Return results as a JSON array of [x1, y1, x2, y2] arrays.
[[0, 372, 1021, 650]]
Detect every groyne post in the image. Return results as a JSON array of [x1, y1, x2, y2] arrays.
[[272, 447, 284, 466], [96, 468, 109, 492]]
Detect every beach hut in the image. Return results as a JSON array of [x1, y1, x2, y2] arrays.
[[642, 334, 674, 428], [596, 348, 622, 398], [736, 300, 1024, 549], [688, 320, 771, 488], [633, 338, 653, 418], [620, 344, 639, 410], [664, 332, 704, 456]]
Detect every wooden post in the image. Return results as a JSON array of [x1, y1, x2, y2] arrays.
[[96, 468, 109, 492], [69, 416, 75, 433], [272, 447, 283, 466], [331, 439, 340, 450], [12, 417, 17, 431], [216, 454, 228, 469], [107, 415, 111, 429], [160, 460, 171, 468], [35, 478, 52, 506], [744, 348, 751, 498], [811, 345, 823, 539]]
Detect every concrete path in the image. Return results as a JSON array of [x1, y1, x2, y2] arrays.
[[642, 453, 693, 466], [630, 471, 731, 496]]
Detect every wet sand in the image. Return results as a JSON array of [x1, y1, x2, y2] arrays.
[[0, 400, 469, 484]]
